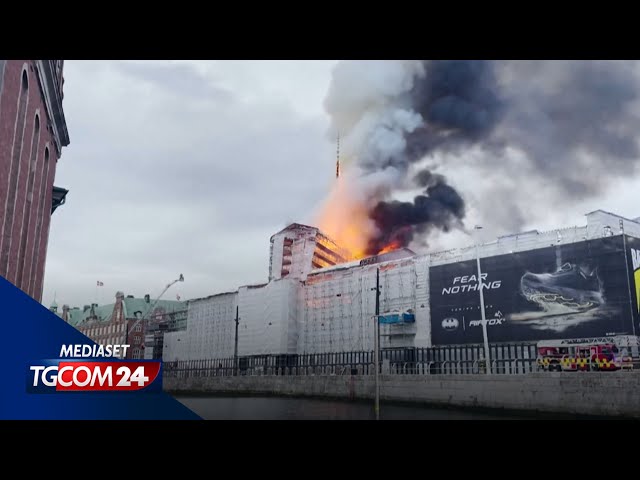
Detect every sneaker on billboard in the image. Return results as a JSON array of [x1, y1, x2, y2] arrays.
[[520, 263, 603, 312]]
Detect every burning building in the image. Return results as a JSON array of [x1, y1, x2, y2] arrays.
[[163, 209, 640, 362], [268, 223, 353, 281], [164, 61, 640, 362]]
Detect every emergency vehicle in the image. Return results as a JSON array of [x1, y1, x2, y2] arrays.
[[536, 338, 634, 372]]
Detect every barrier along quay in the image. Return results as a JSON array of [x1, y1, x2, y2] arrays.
[[163, 343, 640, 418]]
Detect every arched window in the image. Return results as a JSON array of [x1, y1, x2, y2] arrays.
[[0, 67, 29, 279], [16, 113, 40, 290], [27, 145, 49, 297]]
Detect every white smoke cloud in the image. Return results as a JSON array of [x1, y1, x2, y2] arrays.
[[324, 60, 425, 137], [324, 60, 428, 203], [322, 60, 640, 253], [321, 60, 466, 254]]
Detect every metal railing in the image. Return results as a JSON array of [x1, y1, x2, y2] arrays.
[[163, 343, 540, 377], [162, 343, 637, 378]]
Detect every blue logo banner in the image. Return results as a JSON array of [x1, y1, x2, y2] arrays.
[[0, 276, 200, 419]]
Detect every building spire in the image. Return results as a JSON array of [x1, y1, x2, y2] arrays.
[[336, 133, 340, 179], [50, 291, 58, 313]]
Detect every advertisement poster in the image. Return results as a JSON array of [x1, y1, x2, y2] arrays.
[[631, 236, 640, 328], [430, 236, 639, 345]]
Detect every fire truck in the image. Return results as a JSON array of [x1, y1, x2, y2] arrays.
[[536, 337, 634, 372]]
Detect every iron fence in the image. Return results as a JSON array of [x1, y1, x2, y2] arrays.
[[163, 343, 541, 377]]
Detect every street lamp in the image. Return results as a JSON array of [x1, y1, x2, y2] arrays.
[[474, 227, 491, 374], [371, 267, 381, 421], [233, 306, 240, 376], [125, 274, 185, 357]]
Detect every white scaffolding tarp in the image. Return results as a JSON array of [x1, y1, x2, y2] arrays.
[[163, 292, 237, 361], [163, 210, 640, 362], [237, 279, 299, 355]]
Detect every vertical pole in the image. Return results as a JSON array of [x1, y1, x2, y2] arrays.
[[476, 243, 492, 374], [620, 220, 637, 337], [374, 267, 380, 420], [234, 305, 239, 376], [124, 321, 129, 360]]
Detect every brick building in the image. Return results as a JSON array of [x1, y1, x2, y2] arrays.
[[59, 291, 186, 359], [0, 60, 70, 301]]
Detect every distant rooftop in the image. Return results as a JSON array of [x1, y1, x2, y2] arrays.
[[59, 295, 186, 327]]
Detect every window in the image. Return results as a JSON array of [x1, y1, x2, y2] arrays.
[[0, 68, 29, 280], [135, 324, 142, 332], [27, 145, 50, 297], [15, 112, 41, 290], [134, 336, 140, 343]]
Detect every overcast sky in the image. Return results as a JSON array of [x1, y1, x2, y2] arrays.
[[42, 60, 640, 308]]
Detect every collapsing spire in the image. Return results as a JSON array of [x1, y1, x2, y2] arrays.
[[336, 133, 340, 179]]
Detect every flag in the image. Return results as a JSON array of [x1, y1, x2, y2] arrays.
[[97, 281, 104, 287]]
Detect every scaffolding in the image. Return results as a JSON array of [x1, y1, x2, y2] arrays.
[[163, 211, 640, 363]]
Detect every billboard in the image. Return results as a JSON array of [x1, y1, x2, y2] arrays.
[[630, 235, 640, 329], [429, 235, 640, 345]]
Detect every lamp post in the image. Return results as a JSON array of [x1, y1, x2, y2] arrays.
[[371, 267, 381, 420], [473, 227, 491, 374], [233, 306, 240, 376], [620, 219, 637, 337], [126, 274, 185, 358]]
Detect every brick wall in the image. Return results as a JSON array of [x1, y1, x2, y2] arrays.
[[0, 60, 61, 301]]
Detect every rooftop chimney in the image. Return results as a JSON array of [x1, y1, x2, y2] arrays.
[[144, 294, 150, 303]]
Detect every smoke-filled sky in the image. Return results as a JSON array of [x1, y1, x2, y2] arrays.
[[44, 60, 640, 308], [322, 60, 640, 255]]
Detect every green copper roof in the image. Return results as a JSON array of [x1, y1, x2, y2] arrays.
[[59, 297, 186, 327], [122, 298, 185, 319]]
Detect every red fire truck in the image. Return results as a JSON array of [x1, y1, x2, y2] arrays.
[[536, 338, 633, 372]]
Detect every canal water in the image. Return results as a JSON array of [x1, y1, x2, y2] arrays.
[[175, 395, 533, 420]]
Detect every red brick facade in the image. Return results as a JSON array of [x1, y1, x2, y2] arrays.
[[60, 291, 183, 360], [0, 60, 69, 301]]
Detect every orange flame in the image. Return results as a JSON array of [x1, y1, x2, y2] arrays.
[[314, 177, 375, 260], [377, 241, 402, 255]]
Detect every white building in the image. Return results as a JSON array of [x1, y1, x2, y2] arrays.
[[164, 210, 640, 361], [163, 291, 236, 361]]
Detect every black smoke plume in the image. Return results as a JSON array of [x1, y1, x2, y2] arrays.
[[367, 172, 465, 254], [325, 60, 640, 252], [366, 60, 500, 251]]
